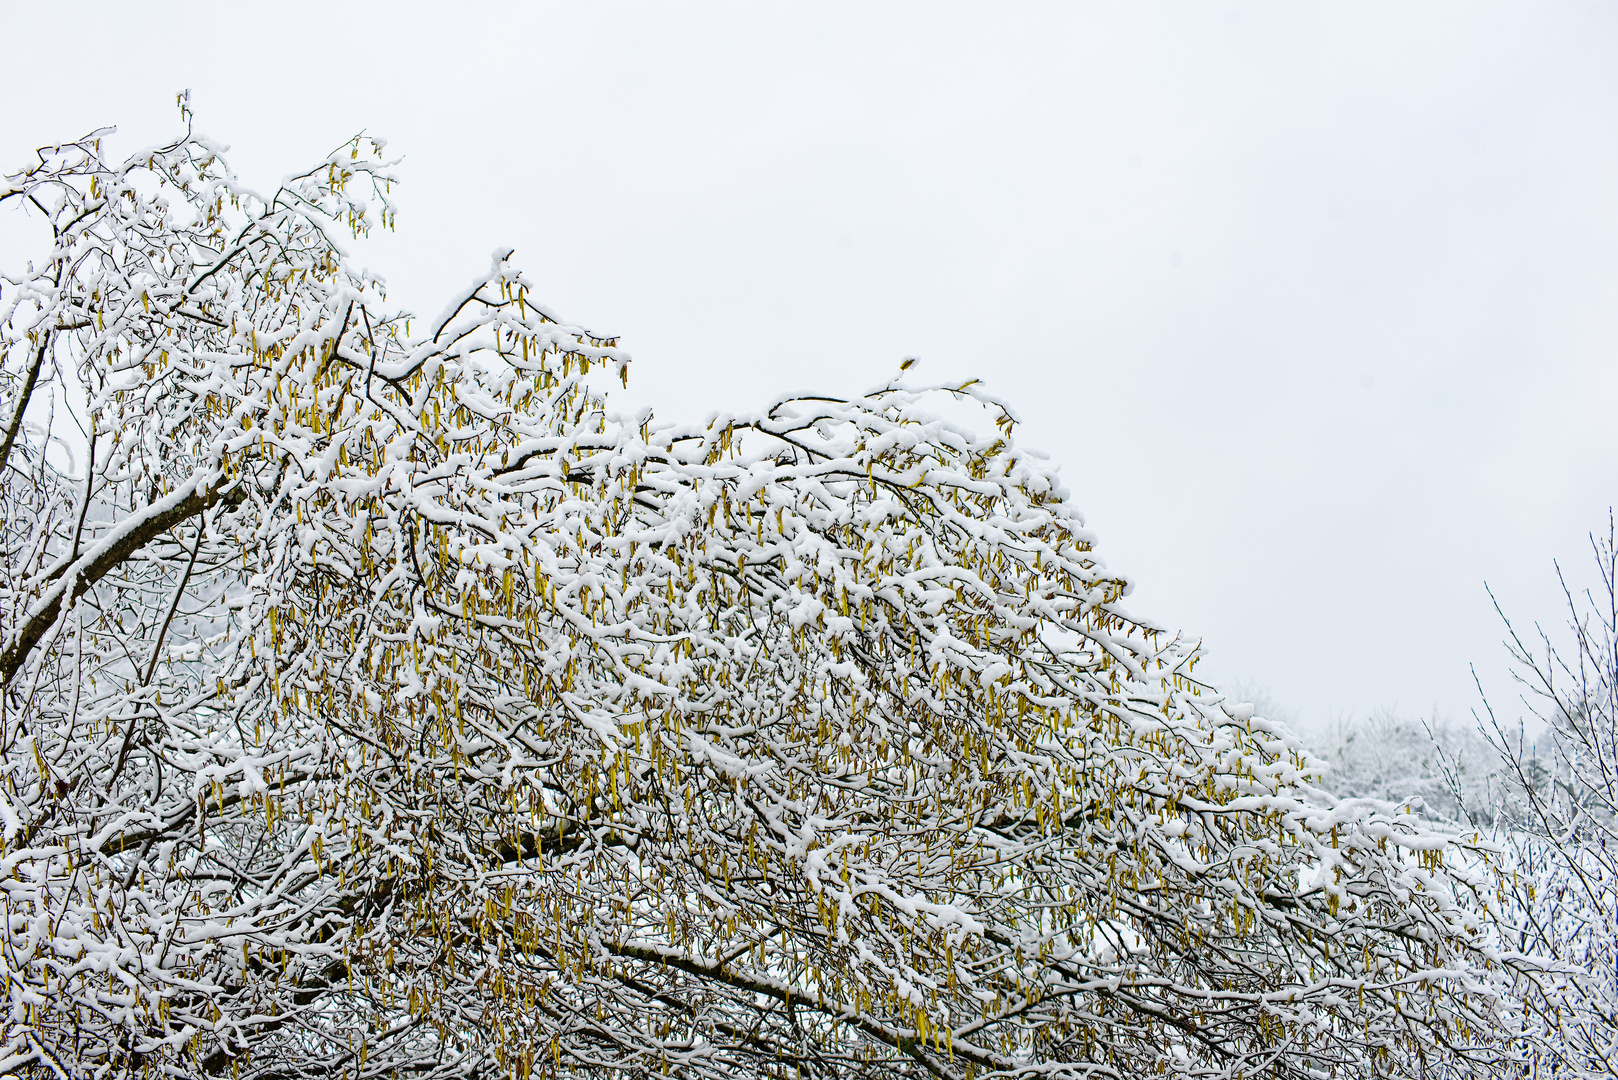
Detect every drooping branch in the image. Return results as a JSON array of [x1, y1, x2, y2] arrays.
[[0, 333, 49, 476]]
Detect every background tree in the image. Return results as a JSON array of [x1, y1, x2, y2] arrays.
[[1314, 708, 1501, 826], [1, 116, 1516, 1080], [1468, 517, 1618, 1077]]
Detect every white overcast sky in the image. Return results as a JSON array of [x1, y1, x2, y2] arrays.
[[5, 2, 1617, 734]]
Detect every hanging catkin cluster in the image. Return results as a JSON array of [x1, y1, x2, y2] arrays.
[[0, 118, 1517, 1080]]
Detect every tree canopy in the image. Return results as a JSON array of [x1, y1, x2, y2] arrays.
[[1, 119, 1515, 1080]]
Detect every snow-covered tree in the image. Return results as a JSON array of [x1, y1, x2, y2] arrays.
[[1473, 519, 1618, 1077], [1, 116, 1516, 1080], [1315, 708, 1502, 825]]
